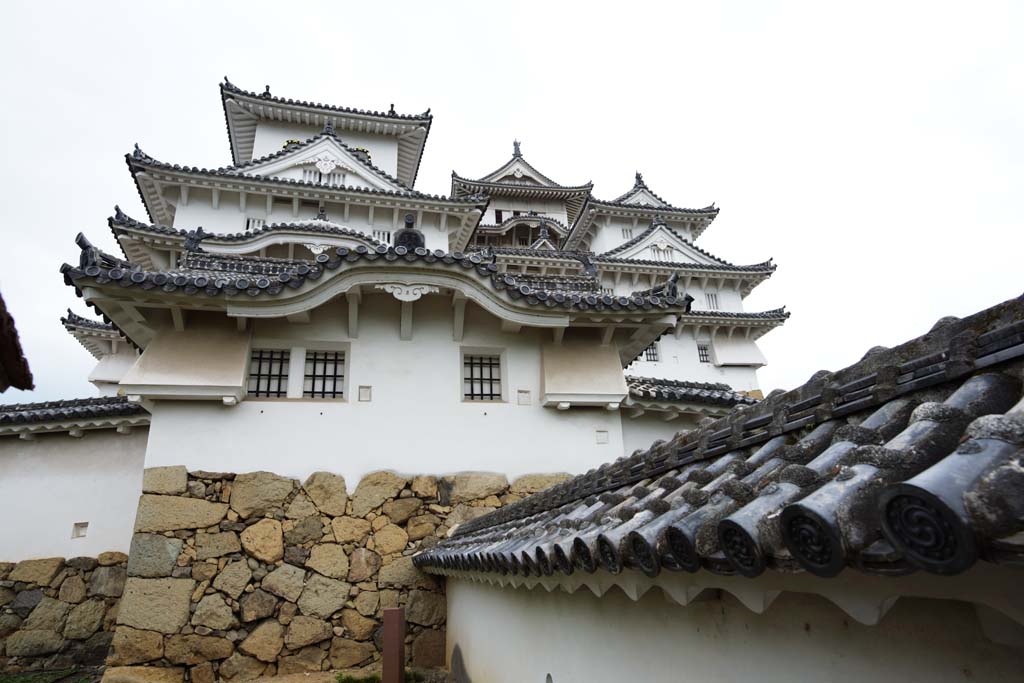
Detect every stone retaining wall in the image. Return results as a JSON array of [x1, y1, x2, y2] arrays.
[[104, 467, 568, 683], [0, 553, 128, 671]]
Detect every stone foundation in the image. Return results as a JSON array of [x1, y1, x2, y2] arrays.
[[104, 467, 568, 682], [0, 553, 127, 671]]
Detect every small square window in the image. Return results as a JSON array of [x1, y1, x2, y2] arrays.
[[643, 343, 660, 362], [698, 344, 711, 363], [358, 385, 372, 402], [303, 351, 345, 399], [464, 354, 502, 401], [706, 292, 719, 310], [248, 349, 290, 397], [71, 522, 88, 539]]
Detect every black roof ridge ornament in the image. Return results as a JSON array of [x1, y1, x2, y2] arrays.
[[321, 119, 336, 137], [316, 206, 329, 222], [513, 139, 522, 158], [184, 227, 208, 252], [262, 85, 272, 98], [634, 171, 646, 188], [393, 213, 425, 249], [388, 103, 397, 117]]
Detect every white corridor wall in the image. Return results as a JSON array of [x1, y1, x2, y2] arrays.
[[0, 429, 148, 559], [445, 579, 1024, 683]]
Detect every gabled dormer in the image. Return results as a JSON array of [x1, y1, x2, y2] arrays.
[[611, 172, 675, 209], [220, 79, 432, 187], [600, 219, 724, 266], [453, 142, 593, 232], [238, 123, 409, 194]]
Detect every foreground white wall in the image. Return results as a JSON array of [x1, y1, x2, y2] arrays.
[[0, 429, 148, 559], [446, 580, 1023, 683]]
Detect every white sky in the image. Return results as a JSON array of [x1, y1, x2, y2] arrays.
[[1, 0, 1021, 403]]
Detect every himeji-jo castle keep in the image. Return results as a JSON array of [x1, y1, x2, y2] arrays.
[[0, 80, 1021, 683]]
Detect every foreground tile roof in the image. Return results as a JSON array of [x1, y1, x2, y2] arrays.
[[0, 291, 32, 392], [61, 309, 116, 332], [626, 376, 758, 407], [416, 295, 1024, 580], [0, 396, 146, 426]]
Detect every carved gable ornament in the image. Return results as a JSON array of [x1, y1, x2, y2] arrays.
[[374, 283, 440, 302]]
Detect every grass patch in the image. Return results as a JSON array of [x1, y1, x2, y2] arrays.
[[0, 670, 78, 683], [337, 672, 424, 683]]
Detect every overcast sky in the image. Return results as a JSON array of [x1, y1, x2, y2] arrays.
[[1, 0, 1020, 404]]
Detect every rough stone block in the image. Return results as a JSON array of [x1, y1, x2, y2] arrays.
[[284, 615, 333, 649], [134, 495, 227, 532], [24, 595, 71, 631], [447, 504, 495, 528], [101, 666, 185, 683], [341, 609, 377, 640], [117, 577, 194, 633], [9, 588, 43, 617], [212, 560, 252, 599], [143, 466, 188, 495], [5, 629, 64, 656], [108, 626, 164, 665], [64, 599, 107, 639], [350, 471, 408, 517], [412, 628, 446, 669], [283, 516, 322, 545], [89, 565, 127, 597], [331, 517, 371, 544], [239, 589, 278, 623], [406, 590, 445, 626], [59, 574, 88, 603], [347, 548, 382, 583], [239, 619, 284, 662], [306, 543, 349, 579], [218, 652, 266, 682], [297, 573, 350, 619], [329, 637, 376, 669], [99, 551, 130, 566], [260, 563, 305, 602], [192, 593, 237, 630], [372, 524, 409, 555], [285, 494, 319, 520], [195, 531, 241, 560], [441, 472, 508, 504], [510, 472, 572, 495], [383, 497, 423, 524], [411, 475, 438, 499], [240, 519, 283, 563], [277, 644, 327, 675], [407, 514, 440, 542], [164, 634, 235, 665], [8, 557, 65, 585], [303, 471, 348, 516], [128, 533, 184, 578], [230, 471, 294, 518], [378, 556, 437, 590]]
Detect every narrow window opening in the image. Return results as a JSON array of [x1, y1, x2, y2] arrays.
[[248, 349, 290, 397], [303, 351, 345, 399], [71, 522, 89, 539], [495, 209, 504, 223], [643, 343, 660, 362], [463, 354, 502, 401], [706, 292, 719, 310], [698, 344, 711, 363]]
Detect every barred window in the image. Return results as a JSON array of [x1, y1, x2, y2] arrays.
[[698, 344, 711, 363], [248, 349, 290, 397], [643, 343, 660, 362], [303, 351, 345, 399], [463, 354, 502, 401], [621, 227, 634, 240], [706, 292, 719, 310]]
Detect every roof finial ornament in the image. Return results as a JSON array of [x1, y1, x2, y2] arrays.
[[316, 206, 329, 222], [75, 233, 100, 269], [394, 213, 425, 249], [262, 85, 271, 98], [635, 171, 645, 187], [113, 205, 126, 222], [223, 76, 233, 88], [388, 103, 396, 117], [132, 143, 142, 159], [513, 140, 522, 158], [321, 119, 335, 136], [184, 227, 208, 253]]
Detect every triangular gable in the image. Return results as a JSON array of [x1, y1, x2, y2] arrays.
[[615, 186, 670, 208], [240, 136, 406, 194], [529, 237, 559, 251], [605, 224, 723, 266], [479, 157, 559, 187]]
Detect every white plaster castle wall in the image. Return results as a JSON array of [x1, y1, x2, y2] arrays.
[[445, 580, 1024, 683], [627, 333, 763, 391], [170, 191, 449, 250], [250, 121, 400, 178], [483, 198, 570, 230], [620, 412, 700, 456], [588, 216, 696, 255], [141, 296, 671, 483], [0, 429, 148, 558]]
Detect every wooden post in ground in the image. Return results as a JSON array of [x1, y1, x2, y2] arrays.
[[382, 607, 406, 683]]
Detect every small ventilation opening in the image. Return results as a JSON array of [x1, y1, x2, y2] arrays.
[[71, 522, 89, 539]]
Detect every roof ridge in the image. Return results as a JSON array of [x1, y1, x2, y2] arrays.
[[599, 220, 738, 265], [606, 171, 715, 213], [220, 78, 431, 121], [61, 309, 115, 331]]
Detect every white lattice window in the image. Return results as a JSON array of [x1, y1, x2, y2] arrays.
[[698, 344, 711, 363], [706, 292, 719, 310], [602, 287, 615, 296], [622, 227, 634, 240], [643, 343, 660, 362], [651, 245, 674, 262], [373, 229, 392, 244], [303, 351, 345, 399], [245, 217, 265, 232]]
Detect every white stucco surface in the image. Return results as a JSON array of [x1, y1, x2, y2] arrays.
[[141, 296, 680, 483], [0, 429, 148, 559], [446, 580, 1024, 683]]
